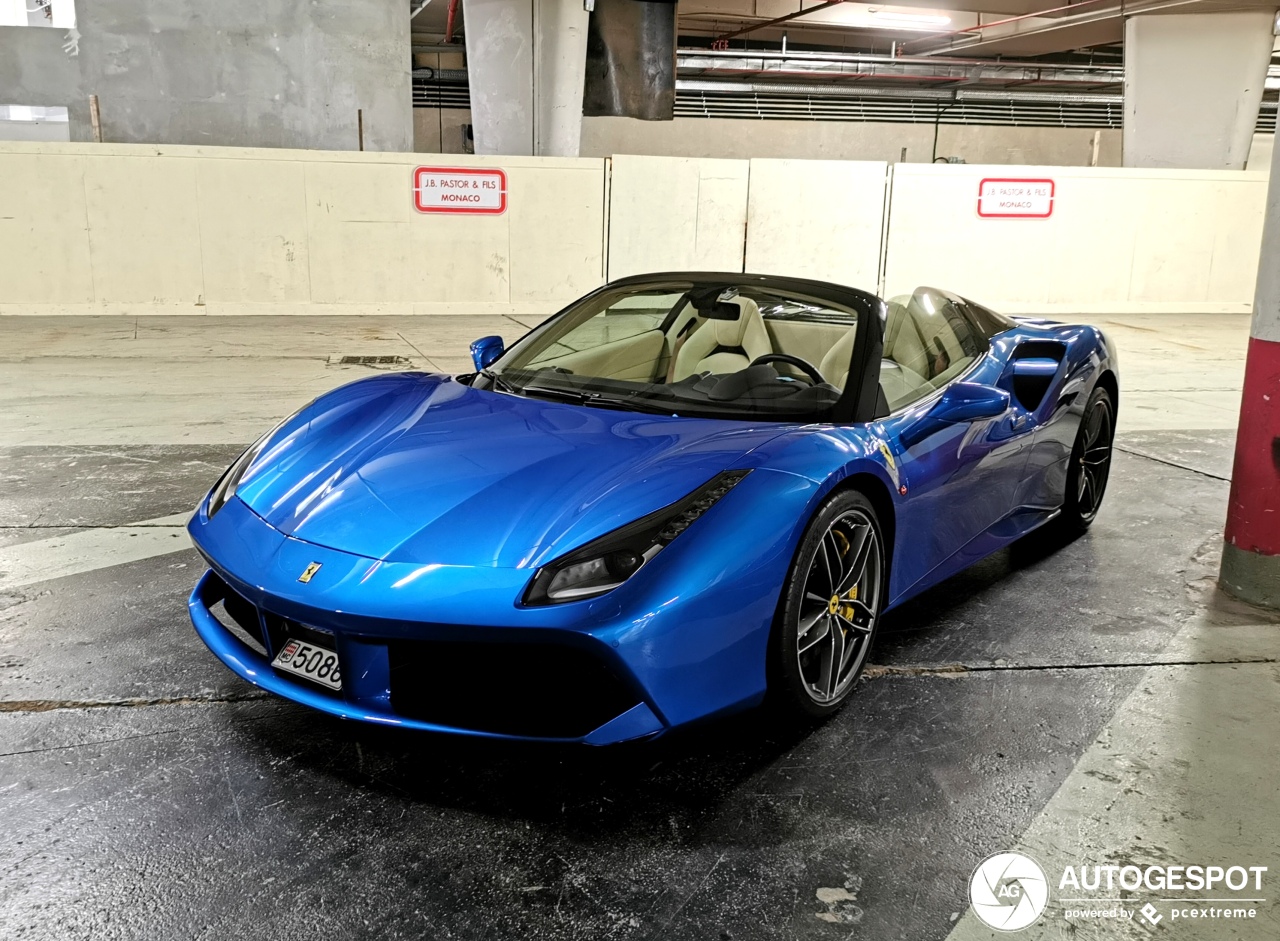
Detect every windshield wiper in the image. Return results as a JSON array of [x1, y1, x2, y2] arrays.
[[480, 369, 522, 395], [522, 385, 682, 415], [521, 384, 590, 404]]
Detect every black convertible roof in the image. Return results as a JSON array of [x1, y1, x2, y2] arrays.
[[606, 271, 884, 314]]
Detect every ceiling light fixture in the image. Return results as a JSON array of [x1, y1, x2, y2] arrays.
[[867, 10, 952, 28]]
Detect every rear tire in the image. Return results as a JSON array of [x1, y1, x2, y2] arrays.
[[769, 490, 887, 721], [1056, 385, 1114, 535]]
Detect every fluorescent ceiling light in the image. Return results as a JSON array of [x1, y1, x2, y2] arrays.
[[867, 10, 951, 28]]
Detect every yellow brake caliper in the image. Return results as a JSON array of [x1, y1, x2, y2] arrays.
[[829, 531, 860, 626]]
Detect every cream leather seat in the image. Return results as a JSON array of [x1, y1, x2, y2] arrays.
[[671, 297, 772, 381], [819, 327, 857, 388], [819, 302, 934, 410], [883, 301, 931, 379]]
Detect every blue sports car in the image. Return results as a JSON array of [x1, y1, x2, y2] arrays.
[[187, 273, 1118, 744]]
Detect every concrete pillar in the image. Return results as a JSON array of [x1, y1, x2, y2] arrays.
[[462, 0, 589, 156], [1123, 11, 1274, 170], [1220, 126, 1280, 610]]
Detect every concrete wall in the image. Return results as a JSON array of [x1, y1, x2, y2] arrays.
[[1123, 11, 1274, 170], [413, 109, 472, 154], [581, 116, 1124, 167], [1248, 133, 1275, 173], [0, 116, 69, 142], [0, 0, 411, 151], [0, 142, 605, 315], [884, 163, 1268, 314]]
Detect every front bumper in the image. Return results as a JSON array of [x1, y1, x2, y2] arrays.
[[186, 476, 814, 744], [190, 569, 663, 744]]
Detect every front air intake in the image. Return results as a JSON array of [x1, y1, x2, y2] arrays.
[[388, 640, 640, 738]]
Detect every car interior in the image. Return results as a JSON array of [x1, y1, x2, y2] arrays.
[[509, 284, 991, 416]]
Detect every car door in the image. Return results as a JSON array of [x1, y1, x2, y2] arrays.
[[879, 289, 1037, 598]]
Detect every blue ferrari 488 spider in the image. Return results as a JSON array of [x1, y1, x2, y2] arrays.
[[188, 273, 1118, 744]]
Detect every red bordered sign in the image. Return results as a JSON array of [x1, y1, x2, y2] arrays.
[[413, 166, 507, 215], [977, 178, 1055, 218]]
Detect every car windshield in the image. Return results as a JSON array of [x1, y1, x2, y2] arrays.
[[478, 279, 866, 421]]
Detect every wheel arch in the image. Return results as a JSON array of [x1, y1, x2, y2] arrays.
[[815, 470, 898, 599], [830, 472, 896, 564], [1094, 367, 1118, 411], [763, 467, 897, 713]]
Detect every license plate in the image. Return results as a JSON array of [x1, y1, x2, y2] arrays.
[[271, 638, 342, 690]]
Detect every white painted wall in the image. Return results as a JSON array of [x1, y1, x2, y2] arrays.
[[606, 155, 750, 280], [883, 163, 1268, 314], [744, 159, 888, 288], [0, 142, 606, 315], [0, 142, 1269, 317]]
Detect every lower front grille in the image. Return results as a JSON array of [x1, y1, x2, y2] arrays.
[[388, 640, 639, 738], [208, 575, 268, 656]]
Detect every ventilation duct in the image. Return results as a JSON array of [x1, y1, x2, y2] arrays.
[[582, 0, 677, 120]]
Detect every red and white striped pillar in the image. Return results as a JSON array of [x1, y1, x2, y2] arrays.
[[1220, 139, 1280, 609]]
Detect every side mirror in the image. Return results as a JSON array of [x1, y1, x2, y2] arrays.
[[901, 382, 1010, 447], [469, 335, 505, 371]]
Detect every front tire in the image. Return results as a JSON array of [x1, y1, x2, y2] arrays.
[[770, 490, 887, 720]]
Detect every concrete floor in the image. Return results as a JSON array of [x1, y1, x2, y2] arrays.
[[1, 313, 1277, 940]]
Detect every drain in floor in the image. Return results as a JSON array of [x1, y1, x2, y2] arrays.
[[331, 355, 414, 368]]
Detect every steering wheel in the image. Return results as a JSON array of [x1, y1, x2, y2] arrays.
[[750, 353, 825, 385]]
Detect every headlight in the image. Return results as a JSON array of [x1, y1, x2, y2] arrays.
[[522, 470, 751, 605], [205, 411, 302, 519]]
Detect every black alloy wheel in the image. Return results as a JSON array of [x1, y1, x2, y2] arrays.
[[1060, 385, 1114, 533]]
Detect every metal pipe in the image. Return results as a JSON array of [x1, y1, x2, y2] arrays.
[[445, 0, 460, 43], [676, 77, 1122, 104], [679, 46, 1124, 75], [711, 0, 848, 47], [676, 55, 1125, 95], [410, 0, 433, 19], [411, 68, 468, 81]]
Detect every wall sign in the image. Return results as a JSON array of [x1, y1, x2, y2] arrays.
[[977, 178, 1055, 218], [413, 166, 507, 214]]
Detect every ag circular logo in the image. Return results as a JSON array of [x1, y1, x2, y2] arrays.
[[969, 852, 1049, 931]]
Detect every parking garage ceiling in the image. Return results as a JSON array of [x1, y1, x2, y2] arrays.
[[411, 0, 1280, 73], [411, 0, 1280, 130]]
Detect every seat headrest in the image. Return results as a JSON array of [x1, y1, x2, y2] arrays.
[[710, 297, 762, 348]]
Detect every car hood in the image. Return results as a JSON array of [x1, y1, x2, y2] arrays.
[[234, 373, 791, 567]]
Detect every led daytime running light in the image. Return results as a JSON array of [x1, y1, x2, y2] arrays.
[[523, 470, 751, 605]]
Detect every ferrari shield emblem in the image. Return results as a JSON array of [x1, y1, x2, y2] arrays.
[[298, 562, 323, 584], [878, 441, 896, 470], [876, 438, 903, 490]]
